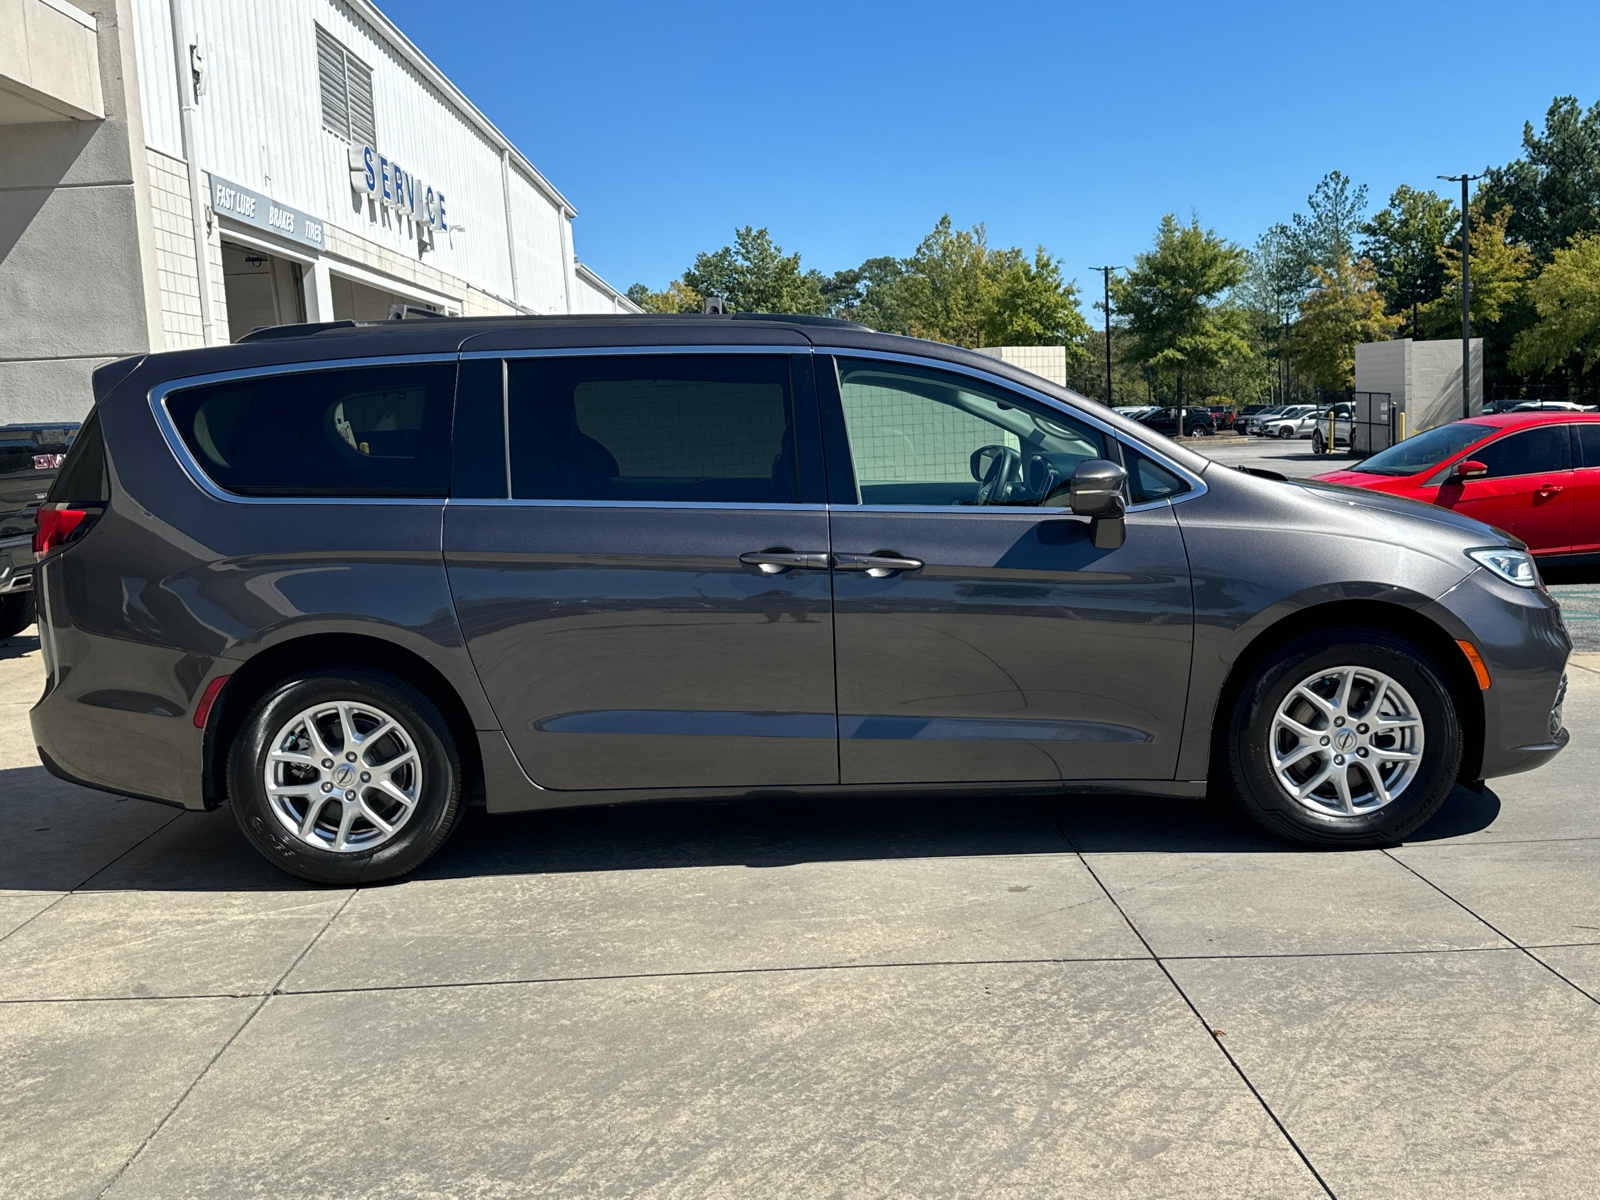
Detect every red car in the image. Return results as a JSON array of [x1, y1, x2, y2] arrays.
[[1313, 412, 1600, 559]]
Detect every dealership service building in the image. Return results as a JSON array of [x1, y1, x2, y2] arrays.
[[2, 0, 638, 423]]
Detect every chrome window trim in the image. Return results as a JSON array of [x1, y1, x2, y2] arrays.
[[446, 498, 827, 512], [812, 346, 1209, 508], [461, 344, 811, 361], [149, 354, 459, 507]]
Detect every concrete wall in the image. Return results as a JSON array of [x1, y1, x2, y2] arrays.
[[0, 0, 162, 424], [1355, 338, 1483, 437], [973, 345, 1068, 388], [0, 0, 104, 123]]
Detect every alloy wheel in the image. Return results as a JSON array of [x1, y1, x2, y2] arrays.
[[1268, 665, 1425, 816], [263, 701, 422, 852]]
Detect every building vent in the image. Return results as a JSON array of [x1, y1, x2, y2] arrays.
[[316, 26, 376, 146]]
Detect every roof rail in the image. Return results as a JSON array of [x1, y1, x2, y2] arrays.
[[237, 321, 361, 343]]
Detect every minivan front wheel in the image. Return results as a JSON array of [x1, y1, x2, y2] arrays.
[[229, 668, 462, 884], [1223, 630, 1462, 847]]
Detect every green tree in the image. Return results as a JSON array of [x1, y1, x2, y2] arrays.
[[1511, 233, 1600, 373], [1286, 255, 1402, 389], [1419, 202, 1534, 335], [1289, 171, 1370, 270], [1360, 185, 1457, 335], [852, 216, 1088, 348], [1112, 214, 1252, 403], [681, 226, 828, 314], [1482, 96, 1600, 260], [625, 279, 703, 313]]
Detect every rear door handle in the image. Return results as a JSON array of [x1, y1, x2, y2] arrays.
[[833, 552, 924, 578], [739, 549, 829, 575]]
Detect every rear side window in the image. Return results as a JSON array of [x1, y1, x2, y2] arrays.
[[1470, 425, 1571, 478], [506, 355, 798, 503], [46, 408, 108, 503], [1575, 424, 1600, 468], [166, 364, 455, 497]]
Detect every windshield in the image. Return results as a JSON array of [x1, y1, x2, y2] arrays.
[[1356, 422, 1495, 476]]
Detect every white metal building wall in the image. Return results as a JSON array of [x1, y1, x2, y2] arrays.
[[128, 0, 633, 320]]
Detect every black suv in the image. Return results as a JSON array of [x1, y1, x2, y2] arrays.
[[31, 315, 1569, 883], [1139, 407, 1215, 437], [0, 423, 78, 638]]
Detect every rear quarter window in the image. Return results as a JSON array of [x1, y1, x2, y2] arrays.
[[165, 363, 456, 497]]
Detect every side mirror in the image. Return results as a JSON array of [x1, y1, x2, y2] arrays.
[[1451, 460, 1489, 483], [1068, 459, 1128, 549]]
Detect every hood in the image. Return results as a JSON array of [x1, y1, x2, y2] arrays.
[[1288, 476, 1519, 545], [1308, 468, 1412, 489]]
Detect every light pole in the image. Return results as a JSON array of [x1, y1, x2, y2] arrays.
[[1089, 266, 1123, 407], [1439, 172, 1487, 419]]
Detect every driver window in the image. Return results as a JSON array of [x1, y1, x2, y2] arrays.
[[835, 358, 1105, 506]]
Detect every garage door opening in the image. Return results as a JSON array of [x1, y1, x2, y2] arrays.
[[222, 242, 306, 342], [331, 275, 444, 321]]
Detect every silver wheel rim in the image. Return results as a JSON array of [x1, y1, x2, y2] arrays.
[[263, 701, 422, 852], [1269, 665, 1425, 816]]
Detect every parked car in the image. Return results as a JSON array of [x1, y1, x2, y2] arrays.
[[1313, 412, 1600, 560], [1139, 407, 1216, 436], [32, 314, 1568, 883], [1254, 405, 1322, 438], [1202, 405, 1237, 430], [1236, 404, 1270, 424], [0, 422, 79, 638], [1241, 405, 1297, 435], [1115, 405, 1160, 421], [1510, 401, 1596, 412], [1309, 408, 1355, 454]]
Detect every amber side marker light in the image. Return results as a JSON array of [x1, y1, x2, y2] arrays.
[[1456, 641, 1492, 690]]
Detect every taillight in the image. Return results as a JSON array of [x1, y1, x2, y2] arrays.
[[33, 504, 97, 556]]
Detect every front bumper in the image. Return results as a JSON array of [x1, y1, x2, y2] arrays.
[[1423, 568, 1572, 781]]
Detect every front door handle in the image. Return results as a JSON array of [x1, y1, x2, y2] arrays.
[[739, 548, 830, 575], [1535, 484, 1565, 498], [833, 551, 924, 578]]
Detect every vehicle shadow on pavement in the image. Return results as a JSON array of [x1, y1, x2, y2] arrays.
[[0, 633, 40, 661], [0, 764, 1501, 891]]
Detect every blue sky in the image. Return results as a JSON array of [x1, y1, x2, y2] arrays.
[[382, 0, 1600, 299]]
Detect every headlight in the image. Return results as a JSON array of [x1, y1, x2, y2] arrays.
[[1467, 546, 1540, 588]]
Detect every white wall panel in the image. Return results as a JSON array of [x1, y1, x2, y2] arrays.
[[129, 0, 615, 312]]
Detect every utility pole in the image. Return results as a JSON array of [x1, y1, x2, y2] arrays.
[[1089, 266, 1123, 407], [1439, 172, 1486, 419]]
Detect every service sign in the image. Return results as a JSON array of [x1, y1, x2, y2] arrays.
[[210, 175, 325, 251], [347, 145, 450, 234]]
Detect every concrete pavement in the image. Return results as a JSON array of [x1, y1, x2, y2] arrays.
[[3, 627, 1599, 1199]]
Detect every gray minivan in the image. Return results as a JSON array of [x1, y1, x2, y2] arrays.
[[30, 314, 1569, 883]]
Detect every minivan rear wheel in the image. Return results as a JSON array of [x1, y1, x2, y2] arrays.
[[228, 668, 462, 884], [1222, 629, 1462, 848]]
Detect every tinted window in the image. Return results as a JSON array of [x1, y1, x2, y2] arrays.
[[1575, 424, 1600, 469], [166, 364, 455, 497], [507, 355, 797, 503], [835, 358, 1105, 506], [1471, 426, 1571, 478], [1126, 449, 1191, 506], [1357, 422, 1494, 475], [46, 408, 107, 504]]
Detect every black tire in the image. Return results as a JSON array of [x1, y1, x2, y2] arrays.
[[1277, 425, 1294, 439], [228, 668, 462, 884], [1221, 628, 1462, 848], [1311, 432, 1326, 454], [0, 592, 35, 639]]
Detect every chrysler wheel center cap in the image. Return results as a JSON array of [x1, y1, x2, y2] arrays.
[[332, 764, 357, 788], [1333, 728, 1358, 752]]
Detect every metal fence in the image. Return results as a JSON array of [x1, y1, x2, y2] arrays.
[[1313, 389, 1397, 455]]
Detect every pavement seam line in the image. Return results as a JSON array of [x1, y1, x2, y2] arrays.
[[21, 939, 1600, 1006], [94, 887, 361, 1199], [1381, 849, 1600, 1006], [1047, 806, 1339, 1200], [0, 806, 186, 949]]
